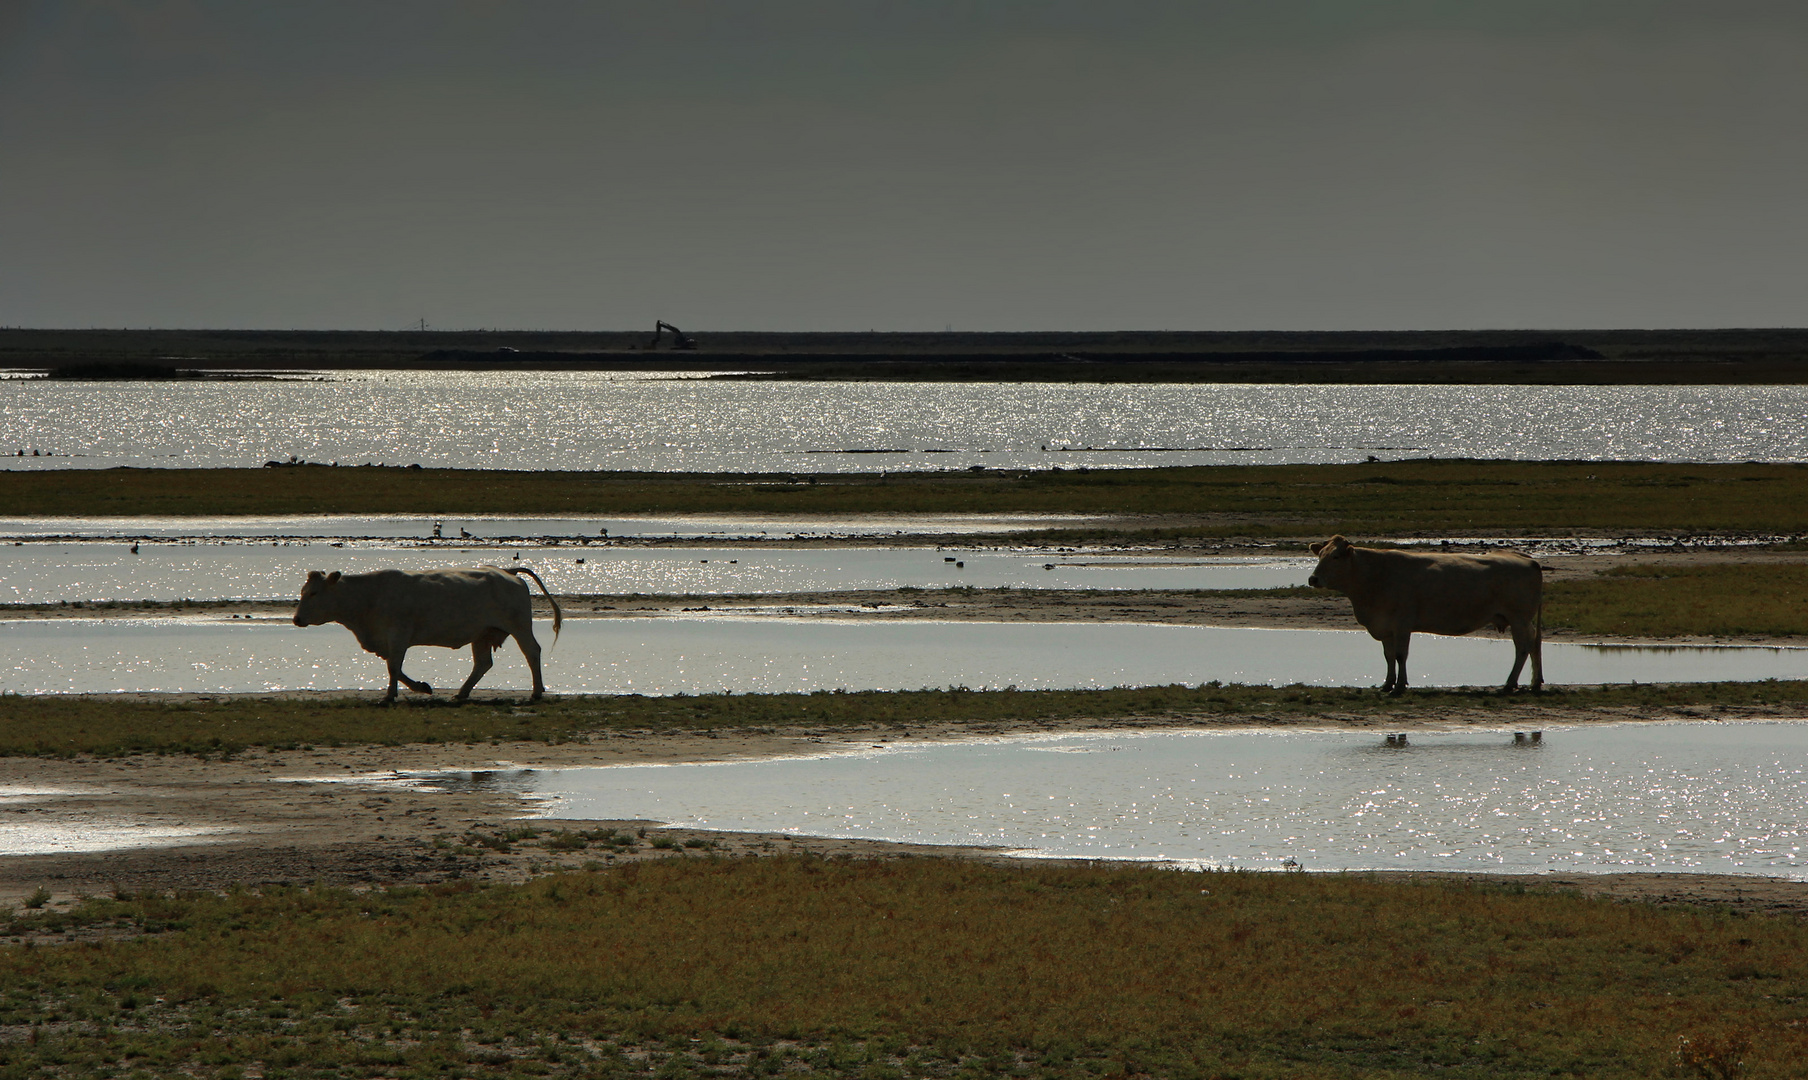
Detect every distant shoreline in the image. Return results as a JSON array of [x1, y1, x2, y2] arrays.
[[5, 326, 1808, 382]]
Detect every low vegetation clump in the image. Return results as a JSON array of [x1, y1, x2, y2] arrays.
[[6, 460, 1808, 536], [1545, 562, 1808, 638], [2, 680, 1805, 758], [0, 858, 1802, 1077]]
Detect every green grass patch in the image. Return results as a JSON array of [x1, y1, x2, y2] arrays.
[[8, 460, 1808, 535], [1, 858, 1803, 1077], [1546, 563, 1808, 638], [4, 681, 1806, 758]]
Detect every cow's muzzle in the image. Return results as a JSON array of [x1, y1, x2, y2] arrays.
[[1308, 575, 1320, 588]]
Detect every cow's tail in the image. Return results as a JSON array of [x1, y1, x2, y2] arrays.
[[506, 566, 563, 645]]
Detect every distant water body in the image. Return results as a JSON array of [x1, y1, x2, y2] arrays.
[[5, 371, 1808, 471]]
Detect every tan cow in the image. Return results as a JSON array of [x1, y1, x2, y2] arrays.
[[1307, 535, 1543, 694], [293, 566, 562, 703]]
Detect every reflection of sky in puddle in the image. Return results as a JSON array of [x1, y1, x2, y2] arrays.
[[0, 822, 233, 857], [6, 618, 1808, 695], [504, 722, 1808, 877], [0, 543, 1309, 603], [0, 786, 94, 801]]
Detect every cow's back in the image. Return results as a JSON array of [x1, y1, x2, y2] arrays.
[[351, 567, 534, 650], [1354, 549, 1540, 638]]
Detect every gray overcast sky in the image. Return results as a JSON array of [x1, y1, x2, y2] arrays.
[[2, 1, 1805, 331]]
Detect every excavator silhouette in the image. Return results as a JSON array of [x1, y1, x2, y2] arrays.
[[648, 321, 697, 350]]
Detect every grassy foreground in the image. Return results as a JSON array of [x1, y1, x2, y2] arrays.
[[6, 461, 1808, 536], [1, 858, 1802, 1079], [3, 682, 1805, 758]]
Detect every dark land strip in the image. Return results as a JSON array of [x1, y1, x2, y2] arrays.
[[8, 325, 1808, 382], [8, 461, 1808, 537]]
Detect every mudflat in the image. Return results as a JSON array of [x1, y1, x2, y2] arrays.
[[6, 522, 1808, 918], [5, 707, 1808, 920]]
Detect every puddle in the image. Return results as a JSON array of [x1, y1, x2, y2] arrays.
[[0, 821, 233, 857], [4, 617, 1807, 695], [497, 722, 1808, 877], [0, 542, 1309, 603], [0, 786, 93, 800]]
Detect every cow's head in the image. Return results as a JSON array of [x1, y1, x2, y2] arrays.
[[1307, 535, 1353, 591], [292, 570, 342, 627]]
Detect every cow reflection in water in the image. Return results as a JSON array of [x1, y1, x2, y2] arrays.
[[1308, 535, 1543, 695], [292, 566, 562, 703]]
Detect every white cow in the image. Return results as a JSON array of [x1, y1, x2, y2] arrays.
[[292, 566, 562, 702]]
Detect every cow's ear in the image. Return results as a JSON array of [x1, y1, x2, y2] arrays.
[[326, 571, 341, 584], [1309, 541, 1324, 556], [306, 570, 323, 582]]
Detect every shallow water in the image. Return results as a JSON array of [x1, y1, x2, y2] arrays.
[[5, 617, 1805, 695], [493, 722, 1808, 877], [0, 787, 232, 856], [0, 822, 232, 857], [0, 512, 1096, 541], [7, 374, 1808, 470], [0, 543, 1310, 603]]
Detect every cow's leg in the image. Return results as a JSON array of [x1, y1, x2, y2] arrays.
[[1504, 617, 1545, 693], [1379, 640, 1399, 694], [456, 643, 494, 702], [1526, 619, 1544, 690], [456, 629, 507, 702], [1388, 632, 1412, 695], [1497, 622, 1525, 691], [385, 649, 432, 700], [515, 628, 546, 701]]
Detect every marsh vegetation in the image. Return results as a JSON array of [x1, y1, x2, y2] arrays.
[[2, 680, 1804, 758], [7, 461, 1808, 537], [0, 858, 1801, 1078], [1544, 563, 1808, 639]]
